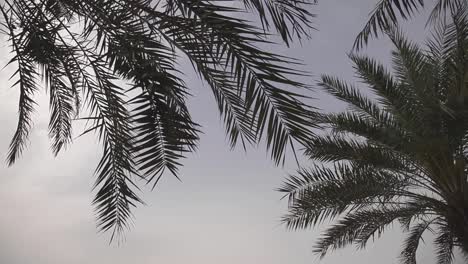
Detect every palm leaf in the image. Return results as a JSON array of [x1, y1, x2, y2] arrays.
[[399, 220, 433, 264], [314, 206, 426, 258], [280, 163, 409, 230], [241, 0, 317, 45], [434, 226, 455, 264], [1, 5, 38, 165], [354, 0, 425, 50]]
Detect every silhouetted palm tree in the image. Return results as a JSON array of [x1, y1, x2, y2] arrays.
[[281, 5, 468, 263], [354, 0, 466, 49], [0, 0, 318, 239]]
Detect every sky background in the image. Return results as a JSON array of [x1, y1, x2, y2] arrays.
[[0, 0, 464, 263]]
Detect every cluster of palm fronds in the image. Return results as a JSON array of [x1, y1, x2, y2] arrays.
[[0, 0, 319, 239], [281, 2, 468, 263], [3, 0, 468, 257]]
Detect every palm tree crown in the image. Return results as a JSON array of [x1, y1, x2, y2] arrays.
[[281, 5, 468, 264], [0, 0, 317, 239]]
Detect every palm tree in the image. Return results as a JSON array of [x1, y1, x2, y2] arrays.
[[280, 5, 468, 264], [354, 0, 466, 49], [0, 0, 317, 239]]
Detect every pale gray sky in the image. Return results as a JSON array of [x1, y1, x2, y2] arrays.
[[0, 1, 463, 264]]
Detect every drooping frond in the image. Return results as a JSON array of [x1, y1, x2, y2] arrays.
[[40, 43, 81, 155], [434, 226, 455, 264], [46, 62, 75, 155], [354, 0, 466, 50], [399, 220, 433, 264], [354, 0, 425, 50], [1, 5, 38, 165], [87, 61, 143, 241], [157, 0, 317, 164], [130, 84, 200, 185], [241, 0, 317, 45]]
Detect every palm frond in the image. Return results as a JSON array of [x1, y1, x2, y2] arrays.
[[88, 61, 143, 241], [434, 226, 455, 264], [319, 75, 386, 122], [306, 134, 409, 171], [46, 62, 75, 155], [426, 19, 455, 102], [387, 26, 432, 90], [1, 5, 38, 165], [428, 0, 466, 26], [349, 54, 410, 111], [280, 163, 409, 230], [159, 0, 317, 164], [349, 54, 433, 137], [241, 0, 317, 45], [325, 112, 410, 150], [130, 86, 200, 186], [102, 19, 200, 185], [399, 220, 433, 264], [314, 206, 425, 258], [354, 0, 468, 50], [354, 0, 425, 50]]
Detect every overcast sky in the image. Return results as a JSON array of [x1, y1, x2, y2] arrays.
[[0, 1, 464, 264]]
